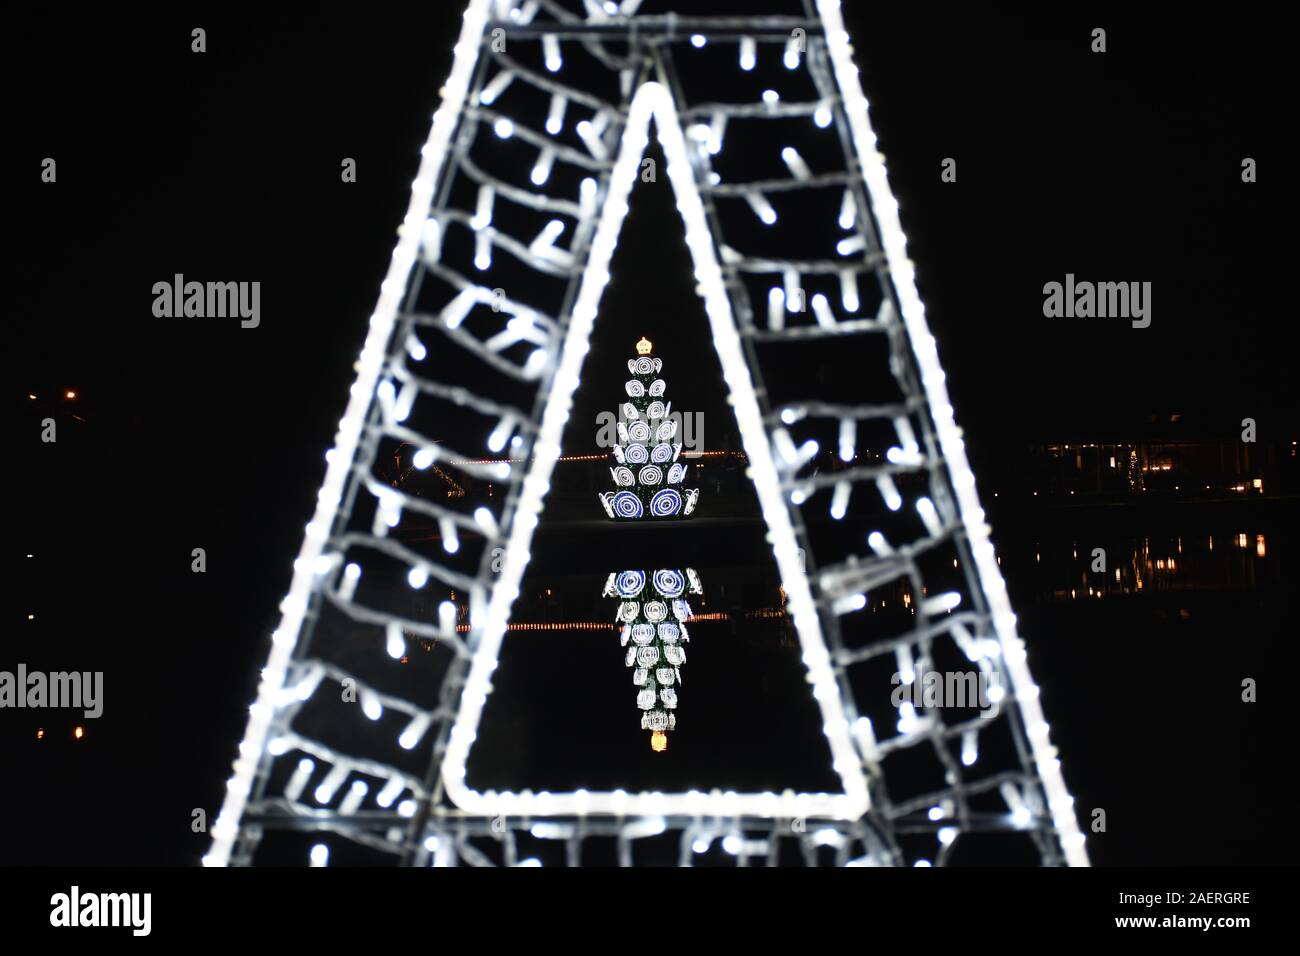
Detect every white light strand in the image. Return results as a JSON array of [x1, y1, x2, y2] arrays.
[[203, 0, 496, 868], [214, 5, 1087, 869], [815, 0, 1088, 865]]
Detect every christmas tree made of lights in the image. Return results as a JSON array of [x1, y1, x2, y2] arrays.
[[208, 0, 1089, 868], [597, 337, 704, 750], [598, 337, 700, 520]]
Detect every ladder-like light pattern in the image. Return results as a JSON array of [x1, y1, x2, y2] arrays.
[[207, 0, 1087, 869]]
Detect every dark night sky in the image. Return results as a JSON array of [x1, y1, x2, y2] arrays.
[[10, 4, 1293, 866]]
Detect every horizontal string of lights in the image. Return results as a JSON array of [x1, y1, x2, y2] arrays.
[[446, 448, 745, 466], [209, 0, 1086, 868], [446, 609, 786, 634], [463, 621, 618, 632]]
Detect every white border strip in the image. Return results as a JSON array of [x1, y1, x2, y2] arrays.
[[815, 0, 1088, 864], [203, 0, 496, 867], [441, 81, 871, 822]]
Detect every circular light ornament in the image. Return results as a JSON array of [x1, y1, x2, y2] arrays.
[[652, 569, 685, 597], [649, 488, 682, 516], [611, 490, 643, 518], [615, 570, 646, 597], [644, 600, 668, 623]]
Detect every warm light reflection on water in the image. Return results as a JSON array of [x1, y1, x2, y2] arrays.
[[1034, 531, 1272, 600]]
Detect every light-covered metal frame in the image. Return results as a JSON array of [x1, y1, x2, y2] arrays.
[[206, 0, 1087, 868]]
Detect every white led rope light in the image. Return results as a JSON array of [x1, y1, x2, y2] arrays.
[[814, 0, 1087, 865], [204, 0, 497, 868], [208, 0, 1087, 867]]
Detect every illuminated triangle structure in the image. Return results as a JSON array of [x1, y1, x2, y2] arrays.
[[208, 0, 1089, 867]]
